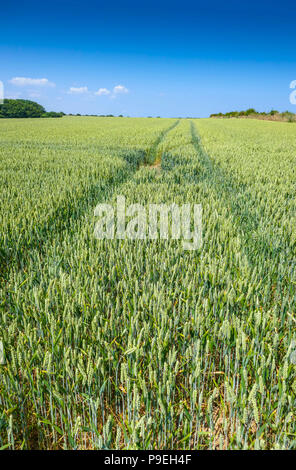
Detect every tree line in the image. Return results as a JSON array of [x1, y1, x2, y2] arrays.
[[210, 108, 296, 122], [0, 99, 65, 118]]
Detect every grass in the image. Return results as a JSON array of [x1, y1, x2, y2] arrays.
[[0, 116, 296, 449]]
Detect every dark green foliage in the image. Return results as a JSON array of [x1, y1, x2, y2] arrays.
[[245, 108, 256, 115], [0, 99, 46, 118], [42, 111, 64, 118], [225, 111, 239, 117], [210, 108, 296, 121], [0, 99, 65, 119]]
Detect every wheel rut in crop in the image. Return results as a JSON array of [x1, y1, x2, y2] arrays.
[[190, 120, 295, 303], [0, 120, 180, 283], [143, 120, 179, 167]]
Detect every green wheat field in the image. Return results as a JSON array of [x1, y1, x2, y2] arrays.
[[0, 116, 296, 449]]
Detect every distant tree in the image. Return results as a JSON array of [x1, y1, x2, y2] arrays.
[[209, 108, 295, 121], [245, 108, 256, 115], [0, 99, 45, 118], [227, 111, 239, 117], [0, 99, 65, 118], [42, 111, 64, 118], [281, 111, 295, 122]]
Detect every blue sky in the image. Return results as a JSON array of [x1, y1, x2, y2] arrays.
[[1, 0, 295, 117]]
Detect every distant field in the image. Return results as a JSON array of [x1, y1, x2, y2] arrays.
[[0, 117, 296, 449]]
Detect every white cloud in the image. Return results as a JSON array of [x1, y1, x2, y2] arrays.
[[95, 88, 111, 96], [9, 77, 55, 87], [113, 85, 129, 94], [68, 86, 89, 94]]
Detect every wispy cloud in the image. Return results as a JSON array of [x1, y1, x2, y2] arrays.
[[113, 85, 129, 94], [67, 86, 89, 94], [95, 88, 111, 96], [9, 77, 55, 87], [28, 92, 41, 98], [5, 92, 22, 99]]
